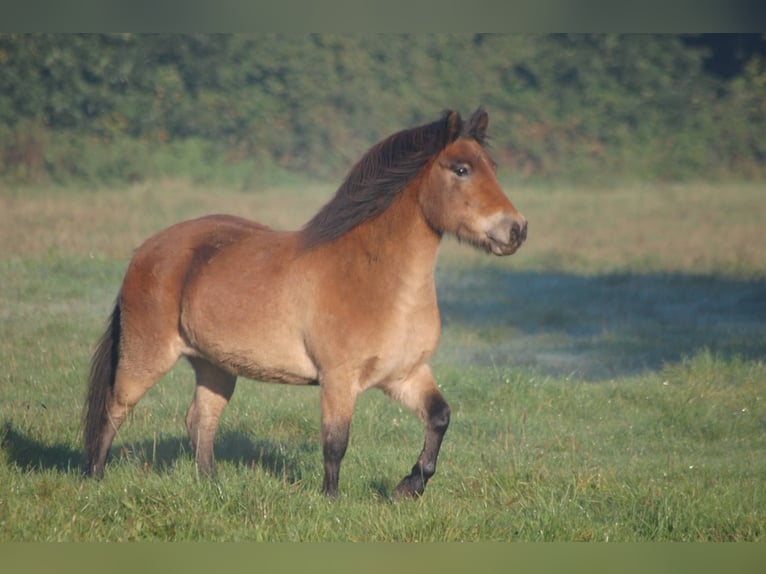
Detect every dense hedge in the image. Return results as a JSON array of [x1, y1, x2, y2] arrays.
[[1, 34, 764, 185]]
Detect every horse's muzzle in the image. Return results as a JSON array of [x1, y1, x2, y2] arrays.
[[486, 214, 528, 256]]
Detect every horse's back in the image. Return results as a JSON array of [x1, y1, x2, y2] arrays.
[[123, 214, 269, 301]]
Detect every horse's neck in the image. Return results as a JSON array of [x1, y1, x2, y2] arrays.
[[355, 185, 441, 281]]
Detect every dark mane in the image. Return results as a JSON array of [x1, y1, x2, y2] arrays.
[[300, 109, 487, 249]]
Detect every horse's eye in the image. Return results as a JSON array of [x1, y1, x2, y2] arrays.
[[453, 165, 470, 177]]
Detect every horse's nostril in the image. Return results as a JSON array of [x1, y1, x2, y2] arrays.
[[509, 219, 527, 244], [510, 222, 520, 242]]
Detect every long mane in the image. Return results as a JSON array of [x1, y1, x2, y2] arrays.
[[300, 109, 481, 249]]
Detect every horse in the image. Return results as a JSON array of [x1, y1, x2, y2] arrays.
[[82, 107, 527, 499]]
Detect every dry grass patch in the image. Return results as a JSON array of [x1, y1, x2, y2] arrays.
[[495, 181, 766, 277], [0, 180, 330, 260], [3, 180, 764, 277]]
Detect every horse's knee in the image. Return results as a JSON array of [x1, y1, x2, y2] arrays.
[[427, 395, 450, 434]]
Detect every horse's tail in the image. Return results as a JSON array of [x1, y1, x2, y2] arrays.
[[82, 301, 121, 476]]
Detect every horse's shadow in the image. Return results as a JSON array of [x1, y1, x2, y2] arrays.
[[1, 422, 405, 499], [1, 422, 81, 473], [0, 421, 306, 484]]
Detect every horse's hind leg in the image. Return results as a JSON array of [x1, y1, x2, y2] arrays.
[[383, 364, 451, 500], [185, 358, 237, 476], [89, 359, 176, 477]]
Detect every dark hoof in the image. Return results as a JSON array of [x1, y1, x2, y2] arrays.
[[391, 477, 425, 501]]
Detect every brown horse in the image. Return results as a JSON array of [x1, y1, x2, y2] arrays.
[[83, 107, 527, 498]]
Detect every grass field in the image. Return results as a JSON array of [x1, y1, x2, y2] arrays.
[[1, 178, 765, 541]]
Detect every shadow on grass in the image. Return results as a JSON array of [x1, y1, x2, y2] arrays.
[[437, 269, 766, 380], [0, 422, 307, 484], [0, 422, 81, 473]]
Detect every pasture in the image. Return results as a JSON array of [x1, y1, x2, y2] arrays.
[[1, 178, 765, 541]]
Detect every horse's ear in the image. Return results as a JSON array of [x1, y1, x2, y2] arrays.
[[466, 107, 489, 143], [445, 110, 462, 141]]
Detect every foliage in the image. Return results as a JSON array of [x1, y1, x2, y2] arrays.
[[0, 34, 764, 184]]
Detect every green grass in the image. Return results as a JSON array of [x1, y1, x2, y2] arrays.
[[2, 354, 764, 541], [1, 180, 765, 541]]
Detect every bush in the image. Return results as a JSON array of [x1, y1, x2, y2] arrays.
[[1, 34, 764, 186]]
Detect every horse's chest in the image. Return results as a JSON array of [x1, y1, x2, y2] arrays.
[[399, 301, 440, 350], [310, 270, 441, 383], [368, 296, 440, 375]]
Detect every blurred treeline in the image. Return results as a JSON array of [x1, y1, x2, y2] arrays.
[[1, 33, 765, 186]]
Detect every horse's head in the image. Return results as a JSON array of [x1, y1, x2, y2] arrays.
[[419, 108, 527, 256]]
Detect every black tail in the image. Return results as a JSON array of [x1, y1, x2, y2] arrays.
[[82, 302, 121, 476]]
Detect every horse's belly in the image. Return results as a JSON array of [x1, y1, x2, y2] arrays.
[[229, 358, 319, 386], [181, 292, 319, 385], [192, 332, 320, 385]]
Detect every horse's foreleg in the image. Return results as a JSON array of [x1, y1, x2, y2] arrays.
[[385, 364, 451, 500], [186, 358, 237, 476], [319, 380, 357, 497]]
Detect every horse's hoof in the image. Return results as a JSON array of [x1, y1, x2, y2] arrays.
[[391, 480, 424, 501]]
